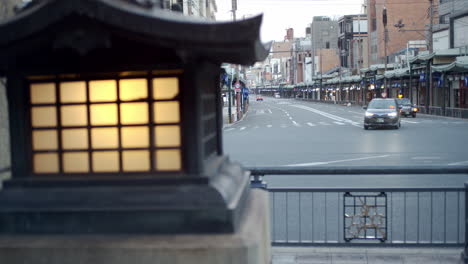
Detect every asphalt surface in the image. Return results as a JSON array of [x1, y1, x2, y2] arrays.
[[223, 96, 468, 188]]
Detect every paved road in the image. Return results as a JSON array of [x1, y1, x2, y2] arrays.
[[223, 96, 468, 187], [224, 96, 468, 167], [224, 97, 468, 258]]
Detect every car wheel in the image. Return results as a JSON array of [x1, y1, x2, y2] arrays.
[[395, 122, 401, 129], [364, 125, 369, 130], [412, 113, 416, 118]]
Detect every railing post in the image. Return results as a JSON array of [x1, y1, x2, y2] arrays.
[[250, 173, 267, 189], [462, 182, 468, 263]]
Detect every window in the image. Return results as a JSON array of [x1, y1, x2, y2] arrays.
[[29, 74, 182, 174]]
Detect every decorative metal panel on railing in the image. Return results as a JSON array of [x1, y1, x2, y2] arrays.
[[269, 188, 464, 246], [249, 166, 468, 246], [344, 192, 387, 242]]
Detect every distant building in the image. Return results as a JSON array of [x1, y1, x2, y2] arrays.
[[338, 14, 369, 74], [311, 16, 339, 75], [315, 49, 340, 75], [163, 0, 217, 19], [285, 28, 294, 41], [366, 0, 431, 64]]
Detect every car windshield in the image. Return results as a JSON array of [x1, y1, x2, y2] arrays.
[[396, 98, 412, 105], [368, 100, 396, 109]]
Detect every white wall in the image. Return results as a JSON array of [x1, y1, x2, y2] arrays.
[[433, 30, 449, 51], [454, 16, 468, 48]]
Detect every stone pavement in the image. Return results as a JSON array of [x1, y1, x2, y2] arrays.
[[272, 246, 464, 264]]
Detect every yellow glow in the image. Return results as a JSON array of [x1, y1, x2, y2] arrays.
[[90, 104, 118, 125], [122, 127, 149, 148], [34, 153, 59, 173], [155, 126, 180, 147], [91, 128, 118, 149], [156, 149, 181, 171], [32, 130, 58, 150], [92, 151, 119, 172], [62, 129, 88, 149], [153, 78, 179, 99], [31, 107, 57, 127], [120, 79, 148, 101], [154, 102, 180, 123], [89, 80, 117, 102], [121, 103, 148, 124], [60, 82, 86, 103], [63, 152, 89, 173], [61, 105, 88, 126], [123, 150, 150, 171], [30, 83, 55, 104]]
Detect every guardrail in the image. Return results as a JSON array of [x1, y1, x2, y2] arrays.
[[249, 166, 468, 247]]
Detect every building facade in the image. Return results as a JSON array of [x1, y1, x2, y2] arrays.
[[163, 0, 217, 19], [366, 0, 431, 64], [338, 14, 369, 74], [311, 16, 339, 75]]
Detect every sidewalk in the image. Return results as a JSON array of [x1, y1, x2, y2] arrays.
[[223, 105, 246, 127], [272, 246, 463, 264]]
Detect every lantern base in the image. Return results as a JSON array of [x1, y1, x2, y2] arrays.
[[0, 156, 250, 234], [0, 189, 270, 264]]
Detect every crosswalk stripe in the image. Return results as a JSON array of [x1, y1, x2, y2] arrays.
[[401, 120, 419, 124], [307, 122, 315, 127], [333, 121, 345, 125], [319, 122, 330, 125], [240, 127, 246, 131], [267, 125, 272, 128]]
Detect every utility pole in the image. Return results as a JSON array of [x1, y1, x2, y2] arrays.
[[231, 0, 241, 119], [428, 0, 434, 107], [382, 6, 388, 99]]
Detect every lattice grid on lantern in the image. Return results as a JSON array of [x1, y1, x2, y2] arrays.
[[29, 75, 182, 174]]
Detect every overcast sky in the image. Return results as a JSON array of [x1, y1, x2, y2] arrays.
[[216, 0, 365, 42]]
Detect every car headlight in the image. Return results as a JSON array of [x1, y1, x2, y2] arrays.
[[388, 112, 397, 117], [365, 112, 374, 117], [413, 107, 418, 112]]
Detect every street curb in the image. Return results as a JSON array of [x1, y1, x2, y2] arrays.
[[222, 109, 249, 129]]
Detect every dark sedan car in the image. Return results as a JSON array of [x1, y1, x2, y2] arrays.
[[396, 98, 418, 118], [364, 98, 401, 130]]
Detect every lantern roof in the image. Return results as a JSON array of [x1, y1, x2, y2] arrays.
[[0, 0, 270, 72]]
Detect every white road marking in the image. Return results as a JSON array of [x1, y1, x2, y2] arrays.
[[224, 128, 235, 132], [291, 105, 360, 126], [448, 160, 468, 166], [411, 156, 441, 160], [267, 125, 273, 128], [292, 121, 300, 127], [319, 122, 330, 126], [307, 122, 315, 127], [401, 120, 419, 124], [267, 109, 273, 114], [240, 127, 246, 131], [285, 155, 391, 167], [289, 117, 293, 120], [333, 121, 345, 125]]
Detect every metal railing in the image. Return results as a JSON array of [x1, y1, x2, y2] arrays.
[[249, 166, 468, 247]]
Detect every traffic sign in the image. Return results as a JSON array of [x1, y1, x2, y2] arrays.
[[234, 82, 241, 92]]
